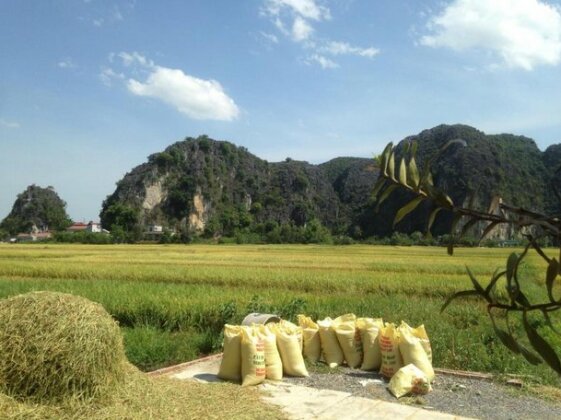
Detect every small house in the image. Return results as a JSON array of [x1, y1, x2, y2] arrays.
[[67, 222, 88, 233]]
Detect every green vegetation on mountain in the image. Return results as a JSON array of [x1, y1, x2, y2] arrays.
[[543, 144, 561, 216], [373, 125, 554, 238], [100, 126, 560, 242], [0, 185, 71, 236]]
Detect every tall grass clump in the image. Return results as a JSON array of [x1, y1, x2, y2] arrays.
[[0, 291, 127, 403]]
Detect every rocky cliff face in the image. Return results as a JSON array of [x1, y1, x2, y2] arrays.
[[100, 136, 369, 236], [100, 127, 560, 239]]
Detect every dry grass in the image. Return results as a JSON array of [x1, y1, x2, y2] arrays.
[[0, 291, 126, 403], [0, 366, 287, 419], [0, 290, 286, 419]]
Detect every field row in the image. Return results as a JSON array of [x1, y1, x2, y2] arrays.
[[0, 244, 558, 386]]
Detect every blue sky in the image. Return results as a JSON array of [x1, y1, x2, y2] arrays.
[[2, 0, 561, 222]]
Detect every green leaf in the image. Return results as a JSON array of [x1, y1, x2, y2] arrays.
[[459, 217, 478, 240], [408, 157, 420, 189], [376, 184, 398, 210], [447, 212, 462, 256], [479, 221, 499, 244], [427, 207, 441, 235], [523, 311, 561, 374], [403, 142, 410, 154], [440, 290, 480, 313], [394, 196, 425, 227], [466, 266, 486, 295], [546, 258, 559, 303], [484, 269, 506, 296], [421, 138, 466, 184], [381, 143, 393, 177], [542, 309, 561, 336], [433, 190, 454, 208], [518, 344, 543, 366], [489, 310, 542, 364], [451, 213, 462, 234], [410, 140, 418, 157], [388, 152, 396, 182], [399, 158, 408, 187], [426, 171, 434, 187], [506, 252, 519, 284], [441, 138, 468, 152], [514, 290, 531, 308], [447, 241, 454, 256], [494, 328, 521, 355], [371, 177, 386, 201]]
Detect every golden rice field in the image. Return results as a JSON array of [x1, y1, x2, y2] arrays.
[[0, 243, 559, 385]]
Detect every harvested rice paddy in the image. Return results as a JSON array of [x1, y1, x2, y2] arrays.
[[0, 243, 559, 386]]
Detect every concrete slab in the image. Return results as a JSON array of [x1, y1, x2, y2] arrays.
[[170, 356, 221, 382], [148, 353, 223, 383], [261, 383, 353, 419], [309, 394, 385, 419], [154, 355, 475, 420]]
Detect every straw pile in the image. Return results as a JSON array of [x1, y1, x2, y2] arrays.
[[0, 291, 285, 419], [0, 291, 127, 403]]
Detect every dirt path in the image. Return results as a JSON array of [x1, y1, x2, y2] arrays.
[[282, 366, 561, 420]]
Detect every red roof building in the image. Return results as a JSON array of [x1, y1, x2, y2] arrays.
[[67, 222, 88, 232]]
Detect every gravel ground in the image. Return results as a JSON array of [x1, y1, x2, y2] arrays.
[[282, 366, 561, 420]]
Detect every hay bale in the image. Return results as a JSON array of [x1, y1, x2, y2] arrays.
[[0, 291, 127, 403]]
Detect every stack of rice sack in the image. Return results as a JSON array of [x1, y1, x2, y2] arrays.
[[217, 321, 308, 386], [216, 314, 433, 397], [380, 322, 434, 398], [298, 314, 434, 398], [298, 313, 384, 370]]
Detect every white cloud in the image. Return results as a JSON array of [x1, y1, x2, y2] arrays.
[[57, 58, 76, 69], [86, 1, 133, 27], [103, 52, 240, 121], [292, 16, 314, 41], [113, 6, 123, 21], [319, 41, 380, 58], [117, 51, 154, 68], [99, 67, 125, 86], [263, 0, 330, 21], [421, 0, 561, 70], [0, 119, 20, 129], [262, 0, 329, 44], [307, 54, 339, 69], [261, 31, 279, 43], [260, 0, 379, 69]]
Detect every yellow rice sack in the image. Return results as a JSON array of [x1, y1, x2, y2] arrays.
[[412, 324, 432, 363], [298, 314, 321, 363], [389, 364, 432, 398], [217, 324, 242, 382], [379, 323, 403, 378], [317, 317, 344, 367], [398, 322, 434, 381], [270, 323, 308, 377], [356, 317, 384, 371], [280, 319, 303, 351], [240, 326, 266, 387], [255, 324, 283, 381], [333, 314, 362, 368]]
